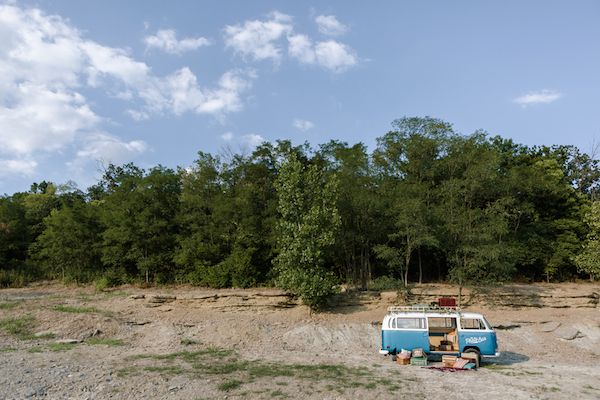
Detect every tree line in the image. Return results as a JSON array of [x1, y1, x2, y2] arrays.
[[2, 117, 600, 309]]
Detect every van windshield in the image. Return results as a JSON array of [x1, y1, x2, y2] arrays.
[[460, 318, 486, 330]]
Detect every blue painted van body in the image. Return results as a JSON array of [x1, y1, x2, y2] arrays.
[[380, 308, 499, 357], [381, 329, 428, 354], [458, 330, 498, 355]]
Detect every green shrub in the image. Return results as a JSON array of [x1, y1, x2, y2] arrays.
[[369, 276, 404, 292], [95, 267, 128, 290], [0, 264, 41, 288]]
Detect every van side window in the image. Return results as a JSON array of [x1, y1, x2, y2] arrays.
[[460, 318, 486, 330], [394, 318, 425, 329], [428, 317, 456, 329]]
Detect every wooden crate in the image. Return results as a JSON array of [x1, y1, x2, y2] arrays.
[[442, 355, 457, 367], [410, 357, 428, 366], [396, 357, 410, 365], [412, 348, 424, 358]]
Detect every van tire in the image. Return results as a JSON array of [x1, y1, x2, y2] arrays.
[[464, 348, 481, 366]]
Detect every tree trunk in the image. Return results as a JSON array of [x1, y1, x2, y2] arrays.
[[418, 248, 422, 285], [360, 247, 367, 290], [404, 241, 411, 287], [458, 284, 463, 308], [145, 269, 149, 284]]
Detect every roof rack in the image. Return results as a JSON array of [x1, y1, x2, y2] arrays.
[[387, 305, 461, 313]]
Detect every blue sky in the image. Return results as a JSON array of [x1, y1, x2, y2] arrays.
[[1, 0, 599, 194]]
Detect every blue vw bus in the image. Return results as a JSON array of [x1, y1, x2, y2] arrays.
[[379, 305, 500, 361]]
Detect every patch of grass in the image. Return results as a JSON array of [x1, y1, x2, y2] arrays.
[[248, 363, 293, 378], [27, 346, 43, 353], [125, 345, 406, 394], [52, 305, 98, 314], [48, 342, 78, 352], [180, 338, 199, 345], [217, 379, 243, 392], [0, 346, 17, 352], [199, 360, 248, 375], [270, 389, 287, 398], [0, 301, 20, 310], [144, 365, 184, 374], [116, 366, 138, 378], [86, 338, 125, 346], [0, 315, 36, 339]]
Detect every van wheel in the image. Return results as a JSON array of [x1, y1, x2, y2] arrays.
[[391, 355, 397, 362], [464, 348, 481, 366]]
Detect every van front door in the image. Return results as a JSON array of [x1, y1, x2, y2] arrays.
[[458, 317, 496, 355]]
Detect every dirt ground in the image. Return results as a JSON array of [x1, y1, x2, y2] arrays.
[[1, 282, 599, 400]]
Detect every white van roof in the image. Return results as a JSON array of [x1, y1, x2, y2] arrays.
[[384, 305, 485, 320]]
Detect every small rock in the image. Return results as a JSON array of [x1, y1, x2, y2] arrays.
[[553, 326, 583, 340], [130, 294, 145, 299], [540, 321, 561, 332], [168, 385, 179, 392]]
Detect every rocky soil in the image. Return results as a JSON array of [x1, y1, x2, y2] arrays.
[[1, 282, 599, 399]]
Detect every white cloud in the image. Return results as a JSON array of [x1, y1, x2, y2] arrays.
[[74, 133, 147, 162], [0, 158, 38, 178], [315, 15, 348, 36], [221, 132, 234, 141], [67, 132, 147, 187], [0, 83, 99, 155], [288, 34, 316, 64], [0, 4, 255, 177], [513, 90, 562, 107], [144, 67, 255, 116], [293, 119, 314, 131], [144, 29, 211, 54], [288, 35, 357, 72], [242, 133, 265, 147], [223, 11, 359, 73], [224, 11, 293, 63]]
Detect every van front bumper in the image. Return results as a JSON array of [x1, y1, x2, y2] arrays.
[[379, 349, 389, 355]]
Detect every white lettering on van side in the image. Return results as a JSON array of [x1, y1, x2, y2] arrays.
[[465, 337, 487, 344]]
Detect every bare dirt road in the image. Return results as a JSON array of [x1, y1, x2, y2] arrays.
[[1, 282, 599, 399]]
